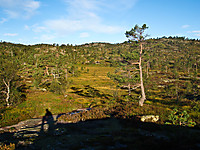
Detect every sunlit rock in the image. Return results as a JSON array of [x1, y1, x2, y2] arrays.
[[140, 115, 159, 122]]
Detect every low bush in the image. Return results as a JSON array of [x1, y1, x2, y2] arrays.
[[165, 108, 196, 127]]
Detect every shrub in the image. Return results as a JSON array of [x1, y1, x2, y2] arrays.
[[49, 80, 63, 94], [165, 108, 196, 127], [0, 107, 34, 127], [0, 143, 15, 150]]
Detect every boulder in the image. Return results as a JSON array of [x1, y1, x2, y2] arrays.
[[140, 115, 159, 122]]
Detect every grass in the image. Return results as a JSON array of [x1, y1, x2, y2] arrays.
[[0, 91, 80, 127], [68, 65, 127, 99], [0, 65, 117, 127]]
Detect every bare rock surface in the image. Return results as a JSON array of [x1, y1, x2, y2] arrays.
[[0, 108, 200, 150]]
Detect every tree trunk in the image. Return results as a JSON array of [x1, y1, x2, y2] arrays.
[[45, 66, 49, 76], [195, 63, 197, 74], [128, 70, 131, 95], [65, 68, 68, 80], [3, 79, 10, 106], [175, 82, 179, 102], [147, 60, 149, 78], [128, 83, 131, 96], [138, 43, 146, 106]]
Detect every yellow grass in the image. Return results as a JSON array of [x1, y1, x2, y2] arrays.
[[67, 65, 117, 94]]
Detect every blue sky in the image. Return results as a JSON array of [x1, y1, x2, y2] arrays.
[[0, 0, 200, 45]]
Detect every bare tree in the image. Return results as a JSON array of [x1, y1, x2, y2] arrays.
[[2, 79, 10, 106], [0, 60, 18, 106], [125, 24, 149, 106]]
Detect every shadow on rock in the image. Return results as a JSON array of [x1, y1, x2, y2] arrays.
[[1, 109, 200, 150]]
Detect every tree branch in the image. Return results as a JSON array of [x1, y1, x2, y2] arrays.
[[0, 91, 7, 94], [131, 62, 140, 65], [3, 79, 8, 87]]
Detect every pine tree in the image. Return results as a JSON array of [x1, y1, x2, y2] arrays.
[[125, 24, 149, 106]]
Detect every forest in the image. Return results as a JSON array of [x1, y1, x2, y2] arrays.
[[0, 35, 200, 149]]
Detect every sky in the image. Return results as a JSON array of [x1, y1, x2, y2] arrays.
[[0, 0, 200, 45]]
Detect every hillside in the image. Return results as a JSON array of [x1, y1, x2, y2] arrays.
[[0, 37, 200, 149]]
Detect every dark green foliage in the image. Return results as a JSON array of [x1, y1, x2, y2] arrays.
[[108, 70, 139, 88], [125, 24, 149, 42], [0, 46, 22, 106], [69, 65, 80, 77], [33, 71, 43, 88], [49, 79, 63, 94], [165, 108, 196, 127]]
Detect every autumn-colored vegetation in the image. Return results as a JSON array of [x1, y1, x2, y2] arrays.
[[0, 36, 200, 128]]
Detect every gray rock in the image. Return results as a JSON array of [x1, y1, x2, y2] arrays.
[[140, 115, 159, 122]]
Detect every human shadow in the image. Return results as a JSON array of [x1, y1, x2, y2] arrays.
[[40, 109, 55, 135], [1, 109, 200, 150]]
